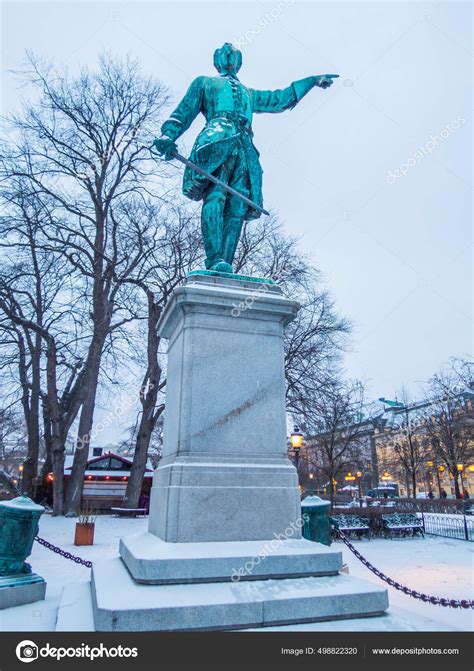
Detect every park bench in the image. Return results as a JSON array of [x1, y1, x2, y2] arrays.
[[330, 514, 371, 539], [110, 507, 147, 518], [381, 513, 424, 538]]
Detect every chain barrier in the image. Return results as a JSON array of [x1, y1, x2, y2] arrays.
[[35, 536, 92, 568], [334, 527, 474, 610], [35, 531, 474, 610]]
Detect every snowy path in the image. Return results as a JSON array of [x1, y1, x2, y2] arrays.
[[0, 515, 472, 632]]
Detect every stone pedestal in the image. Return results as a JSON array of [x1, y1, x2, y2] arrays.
[[89, 273, 388, 631], [148, 273, 300, 543]]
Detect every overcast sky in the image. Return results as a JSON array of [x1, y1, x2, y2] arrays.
[[1, 1, 472, 444]]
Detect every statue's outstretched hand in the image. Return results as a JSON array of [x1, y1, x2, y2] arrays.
[[315, 74, 339, 89], [152, 136, 177, 161]]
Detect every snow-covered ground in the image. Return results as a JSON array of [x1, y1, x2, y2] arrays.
[[339, 535, 473, 631], [0, 514, 472, 632]]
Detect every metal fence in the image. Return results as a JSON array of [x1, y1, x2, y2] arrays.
[[422, 513, 474, 541]]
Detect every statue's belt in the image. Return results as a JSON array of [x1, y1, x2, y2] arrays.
[[209, 113, 253, 135]]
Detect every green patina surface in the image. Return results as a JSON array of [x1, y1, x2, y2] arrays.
[[0, 573, 44, 589], [154, 43, 338, 274], [0, 495, 44, 580], [301, 496, 332, 546], [187, 269, 276, 285]]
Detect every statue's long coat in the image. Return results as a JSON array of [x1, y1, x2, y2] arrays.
[[161, 74, 316, 220]]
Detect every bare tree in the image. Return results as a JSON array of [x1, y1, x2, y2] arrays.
[[120, 203, 201, 509], [1, 53, 170, 514], [423, 363, 474, 499], [382, 391, 431, 498], [303, 380, 367, 508], [0, 185, 74, 496]]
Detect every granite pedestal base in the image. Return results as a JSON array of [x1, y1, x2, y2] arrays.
[[92, 557, 388, 631]]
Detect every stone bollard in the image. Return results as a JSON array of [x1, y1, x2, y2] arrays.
[[0, 495, 46, 609], [301, 495, 331, 546]]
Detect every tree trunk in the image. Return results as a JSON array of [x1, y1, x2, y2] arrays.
[[124, 294, 162, 509], [453, 471, 462, 498], [40, 400, 52, 479], [45, 338, 65, 516], [64, 320, 109, 516], [369, 435, 379, 488], [123, 411, 158, 509], [405, 470, 411, 498], [64, 359, 101, 515], [21, 338, 41, 498], [51, 439, 65, 515]]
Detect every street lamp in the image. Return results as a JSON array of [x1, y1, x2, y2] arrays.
[[457, 463, 465, 491], [433, 463, 445, 497], [289, 427, 304, 471], [356, 470, 363, 499]]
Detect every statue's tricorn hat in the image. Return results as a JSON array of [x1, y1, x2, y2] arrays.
[[213, 43, 242, 74]]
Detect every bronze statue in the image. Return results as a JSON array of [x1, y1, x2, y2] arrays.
[[153, 43, 338, 273]]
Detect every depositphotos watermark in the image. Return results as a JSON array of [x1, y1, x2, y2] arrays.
[[232, 0, 294, 47], [386, 115, 465, 184], [76, 381, 154, 451], [230, 516, 304, 582], [15, 640, 138, 663], [231, 270, 288, 317]]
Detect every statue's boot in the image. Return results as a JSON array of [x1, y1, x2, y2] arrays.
[[211, 260, 233, 273], [201, 190, 226, 269], [222, 215, 245, 268]]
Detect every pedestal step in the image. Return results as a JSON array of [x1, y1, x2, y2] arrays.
[[92, 556, 388, 631], [120, 533, 343, 584]]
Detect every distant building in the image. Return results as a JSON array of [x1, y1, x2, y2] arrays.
[[43, 451, 154, 511], [295, 392, 474, 498]]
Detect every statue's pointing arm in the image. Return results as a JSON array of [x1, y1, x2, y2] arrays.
[[153, 77, 205, 159], [250, 74, 338, 114]]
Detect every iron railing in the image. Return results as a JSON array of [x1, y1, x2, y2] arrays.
[[421, 513, 474, 541]]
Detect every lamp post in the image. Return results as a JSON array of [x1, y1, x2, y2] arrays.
[[289, 426, 304, 478], [344, 472, 356, 502], [457, 463, 465, 494], [356, 470, 363, 500], [436, 464, 444, 497], [426, 460, 434, 494]]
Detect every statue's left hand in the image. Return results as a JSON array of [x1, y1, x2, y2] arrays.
[[315, 74, 339, 89]]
